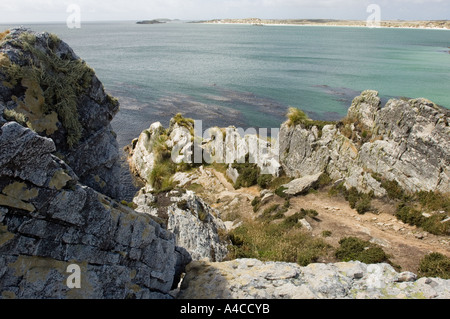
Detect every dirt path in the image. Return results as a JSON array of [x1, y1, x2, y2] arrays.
[[290, 192, 450, 272], [189, 167, 449, 273]]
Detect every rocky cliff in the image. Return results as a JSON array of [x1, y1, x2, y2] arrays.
[[128, 117, 230, 262], [1, 28, 449, 300], [280, 90, 449, 196], [0, 29, 189, 299], [0, 28, 121, 199]]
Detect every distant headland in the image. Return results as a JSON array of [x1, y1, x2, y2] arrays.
[[137, 19, 181, 24], [193, 18, 450, 30], [136, 20, 165, 24]]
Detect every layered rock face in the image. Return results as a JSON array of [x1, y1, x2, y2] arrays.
[[0, 28, 121, 199], [0, 122, 179, 298], [178, 259, 450, 299], [280, 90, 449, 196], [128, 118, 230, 262], [133, 187, 228, 262], [0, 29, 185, 299]]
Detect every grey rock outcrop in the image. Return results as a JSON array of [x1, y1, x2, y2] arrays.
[[0, 29, 190, 299], [280, 90, 449, 195], [128, 118, 281, 187], [281, 172, 323, 196], [178, 259, 450, 299], [133, 187, 229, 262], [0, 28, 121, 199], [127, 117, 233, 262], [0, 122, 181, 299], [128, 122, 165, 184]]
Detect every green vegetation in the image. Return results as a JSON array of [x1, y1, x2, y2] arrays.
[[259, 204, 286, 222], [266, 175, 293, 190], [172, 113, 195, 135], [228, 218, 331, 266], [285, 107, 335, 137], [286, 107, 309, 127], [149, 162, 176, 193], [418, 253, 450, 279], [120, 200, 137, 209], [415, 191, 450, 212], [317, 173, 332, 188], [257, 174, 273, 189], [371, 173, 406, 201], [322, 230, 332, 238], [3, 108, 27, 126], [232, 162, 260, 189], [331, 175, 449, 235], [146, 131, 178, 192], [330, 182, 374, 214], [369, 175, 450, 235], [282, 209, 317, 228], [335, 237, 391, 265], [275, 186, 289, 199], [395, 204, 449, 236]]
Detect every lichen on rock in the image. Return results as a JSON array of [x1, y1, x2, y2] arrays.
[[0, 28, 122, 198]]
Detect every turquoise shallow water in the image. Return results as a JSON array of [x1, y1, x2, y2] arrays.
[[2, 21, 449, 147], [1, 21, 449, 200]]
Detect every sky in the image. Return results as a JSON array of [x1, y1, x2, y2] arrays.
[[0, 0, 448, 23]]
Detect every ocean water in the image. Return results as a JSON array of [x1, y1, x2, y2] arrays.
[[1, 21, 449, 199], [2, 21, 449, 147]]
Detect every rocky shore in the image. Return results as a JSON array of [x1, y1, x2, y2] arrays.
[[1, 28, 449, 299]]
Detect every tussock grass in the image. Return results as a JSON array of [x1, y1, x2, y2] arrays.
[[286, 107, 335, 135], [286, 107, 309, 127], [0, 29, 10, 40]]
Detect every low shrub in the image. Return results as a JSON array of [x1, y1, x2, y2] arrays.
[[418, 253, 450, 279], [233, 162, 259, 189], [317, 173, 332, 188], [395, 204, 449, 236], [331, 184, 373, 214], [251, 196, 261, 207], [335, 237, 390, 264], [356, 197, 372, 215], [275, 186, 289, 199], [259, 204, 288, 223], [415, 191, 450, 212], [285, 107, 335, 137], [257, 174, 273, 189]]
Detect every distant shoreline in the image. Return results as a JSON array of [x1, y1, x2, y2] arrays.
[[194, 18, 450, 30]]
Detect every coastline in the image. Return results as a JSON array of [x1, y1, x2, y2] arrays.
[[198, 19, 450, 31]]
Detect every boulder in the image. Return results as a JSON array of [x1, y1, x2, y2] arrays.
[[281, 172, 323, 196]]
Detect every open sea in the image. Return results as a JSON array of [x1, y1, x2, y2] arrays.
[[1, 21, 449, 199]]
